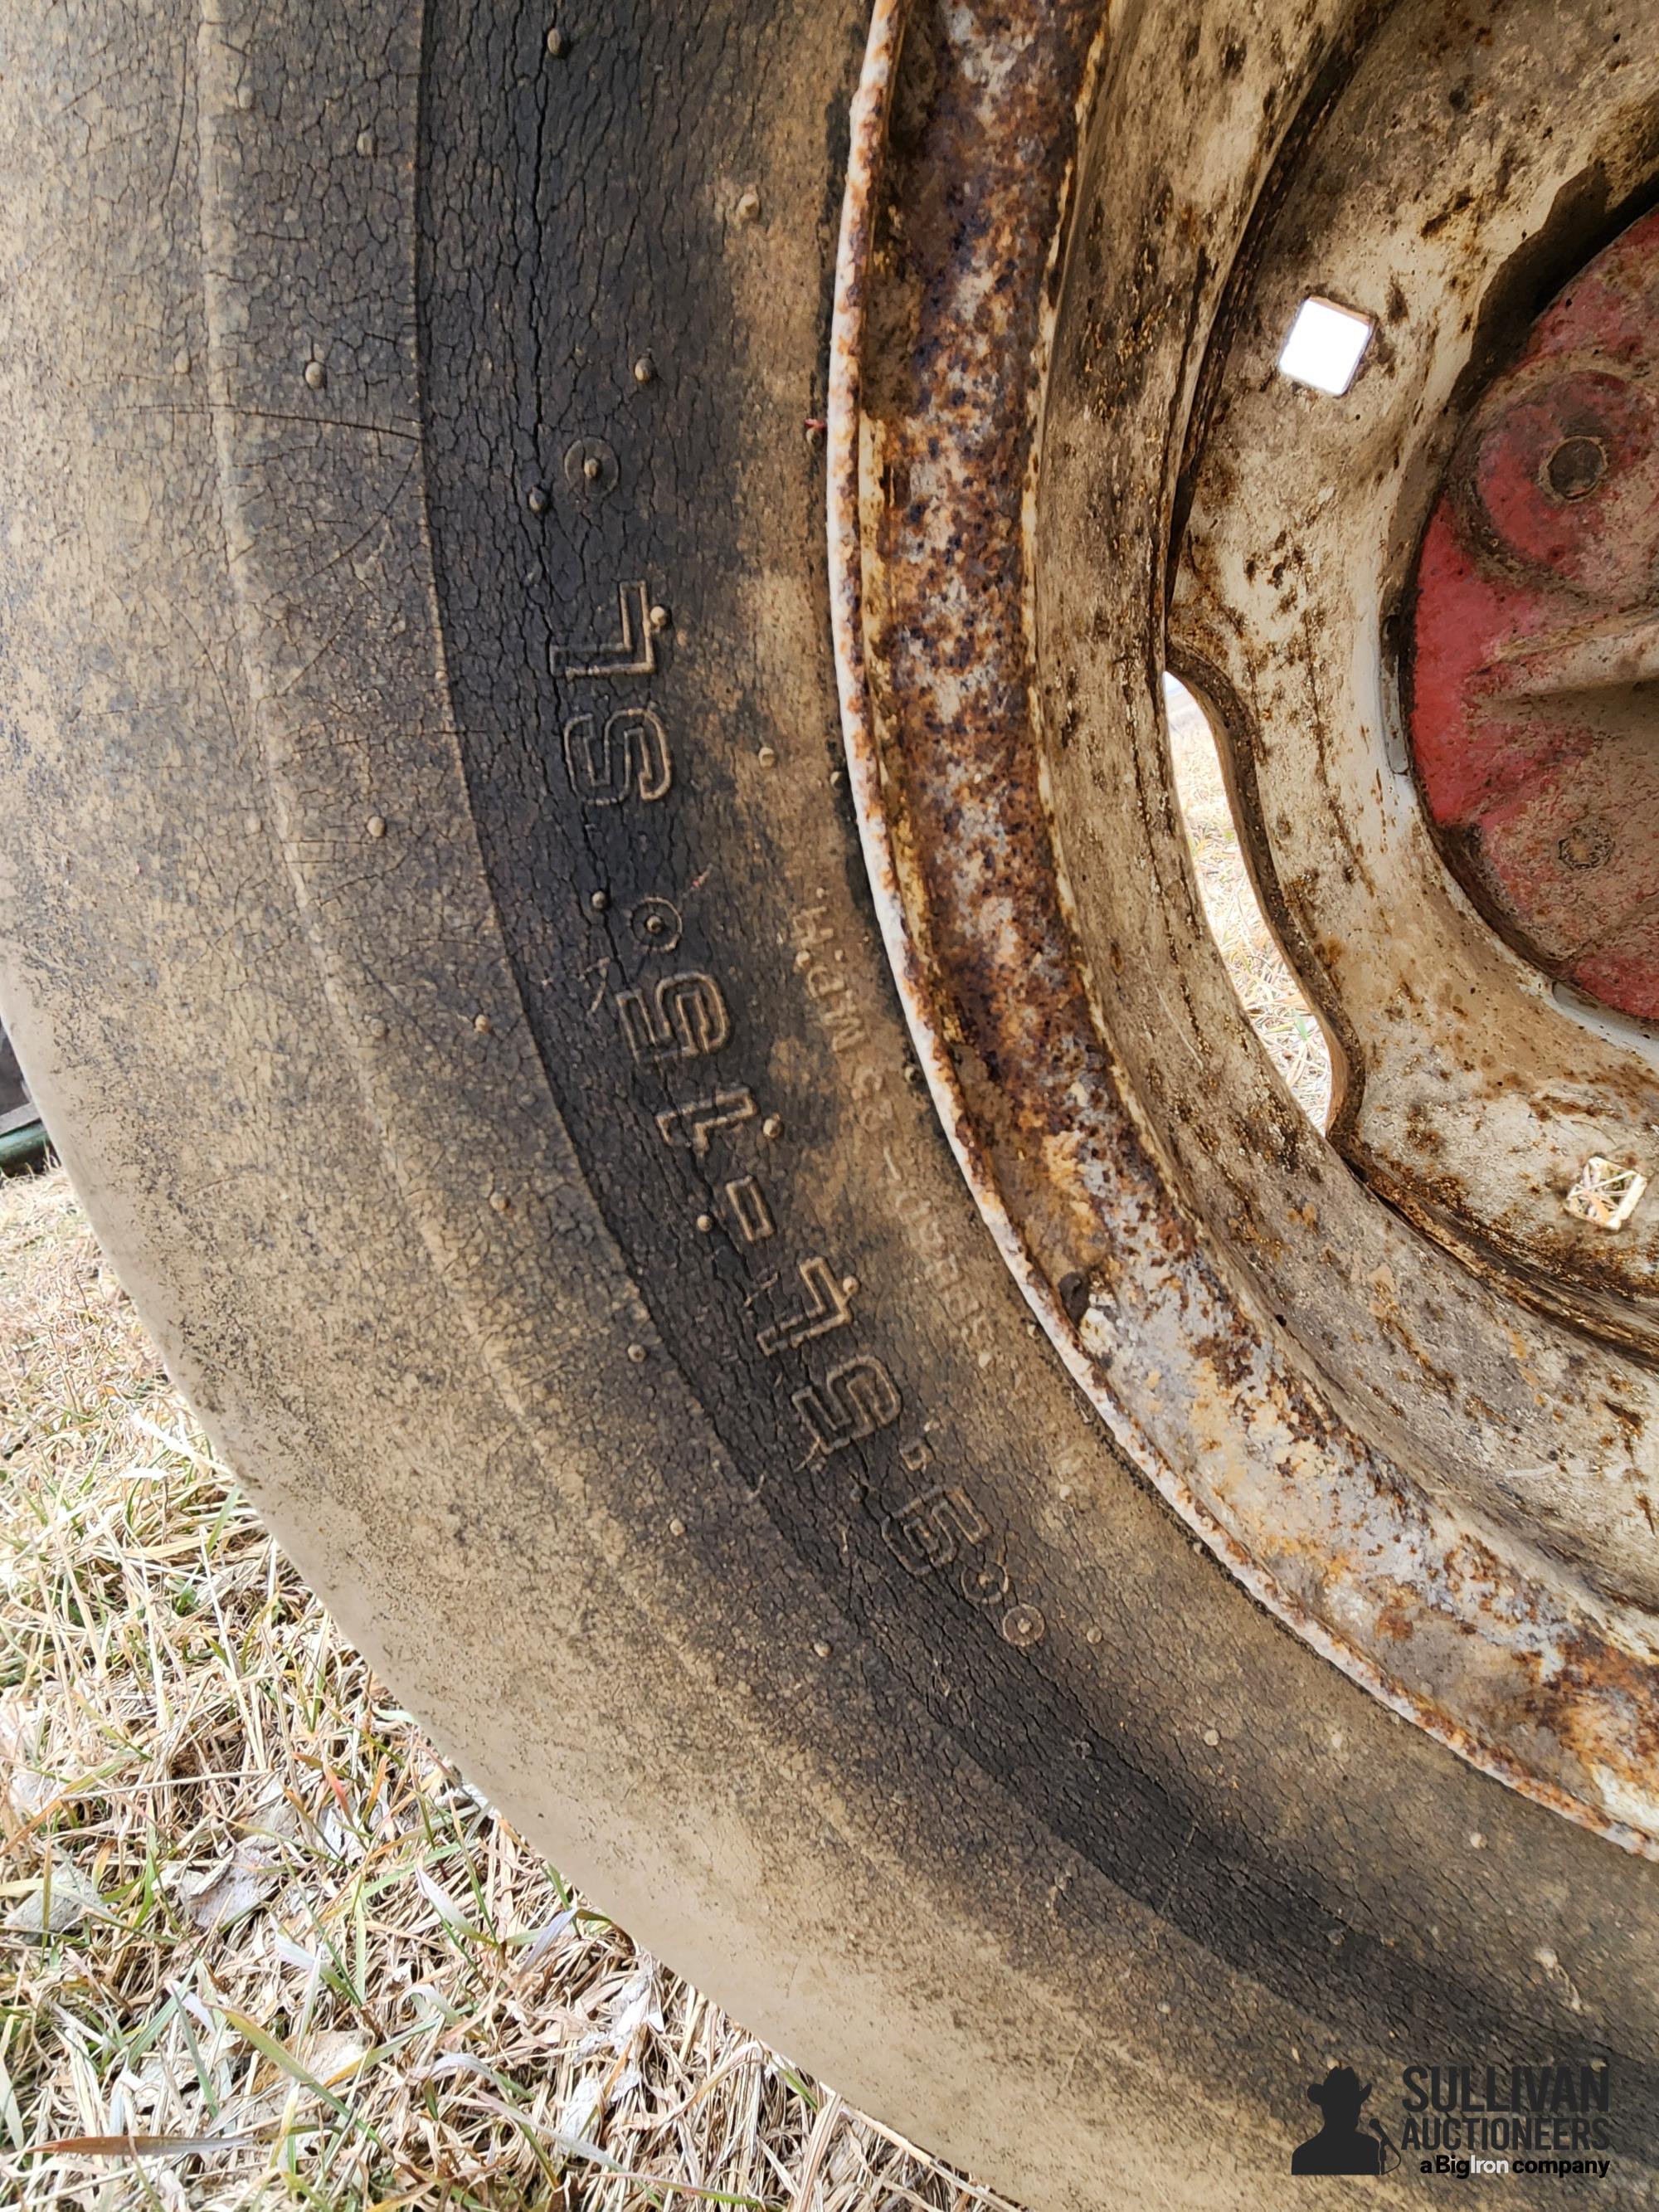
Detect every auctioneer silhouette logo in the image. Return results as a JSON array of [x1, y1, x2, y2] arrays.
[[1292, 2067, 1389, 2175], [1289, 2058, 1615, 2180]]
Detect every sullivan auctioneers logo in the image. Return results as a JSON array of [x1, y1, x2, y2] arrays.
[[1291, 2060, 1614, 2180]]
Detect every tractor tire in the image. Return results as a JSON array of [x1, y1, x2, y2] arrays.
[[1, 2, 1656, 2205]]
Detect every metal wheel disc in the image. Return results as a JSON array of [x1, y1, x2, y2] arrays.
[[832, 0, 1659, 1850]]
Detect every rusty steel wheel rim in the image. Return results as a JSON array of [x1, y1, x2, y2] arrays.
[[830, 0, 1659, 1852]]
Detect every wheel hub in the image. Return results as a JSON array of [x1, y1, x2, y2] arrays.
[[1408, 205, 1659, 1021]]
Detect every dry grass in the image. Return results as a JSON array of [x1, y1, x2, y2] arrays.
[[1164, 677, 1333, 1128], [0, 700, 1325, 2208], [0, 1165, 1019, 2212]]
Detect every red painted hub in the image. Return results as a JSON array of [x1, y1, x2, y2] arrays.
[[1408, 205, 1659, 1019]]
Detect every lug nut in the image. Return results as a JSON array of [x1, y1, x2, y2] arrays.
[[1545, 434, 1607, 501]]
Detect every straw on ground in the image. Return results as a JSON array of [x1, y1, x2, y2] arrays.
[[0, 1167, 1021, 2212]]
